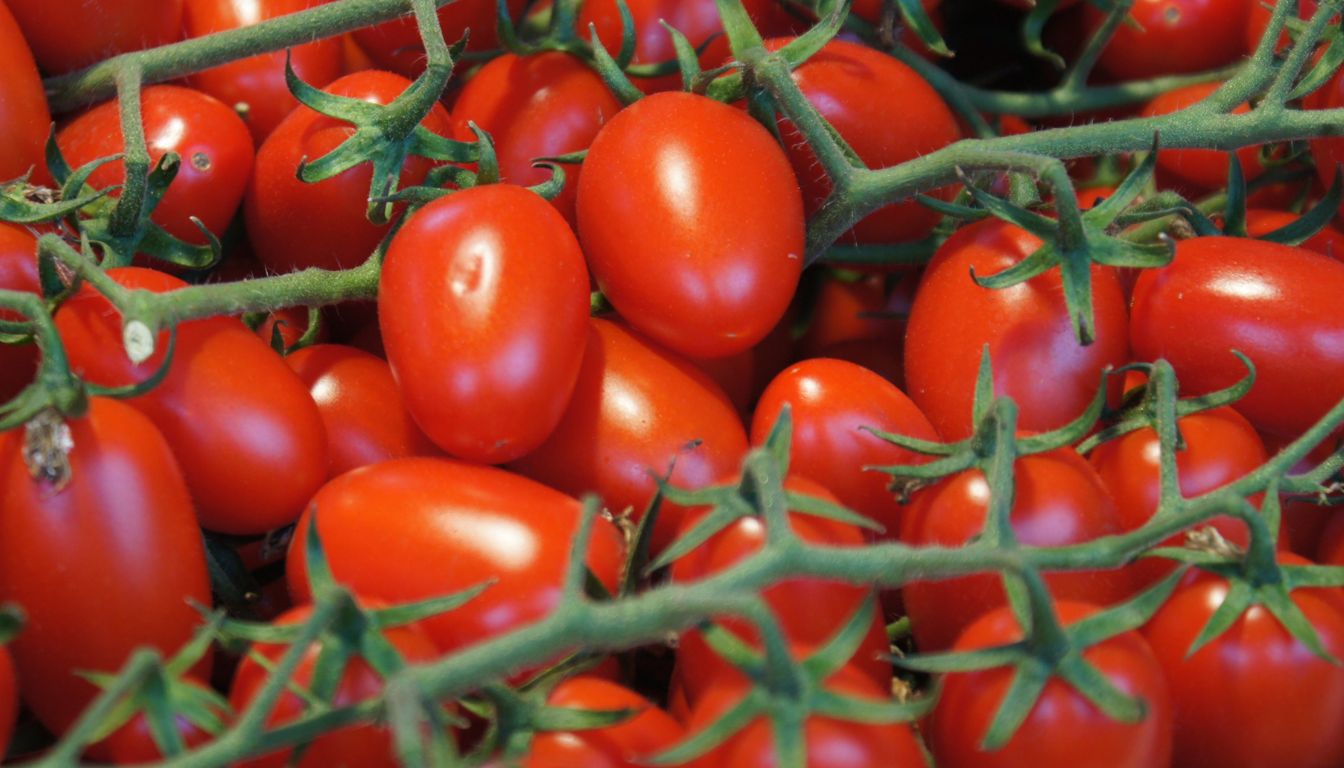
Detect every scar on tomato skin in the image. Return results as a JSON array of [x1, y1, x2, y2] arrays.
[[191, 152, 212, 171]]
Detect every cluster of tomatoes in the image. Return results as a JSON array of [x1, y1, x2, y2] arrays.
[[2, 0, 1344, 765]]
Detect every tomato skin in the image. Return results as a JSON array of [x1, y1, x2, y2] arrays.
[[0, 3, 49, 184], [286, 458, 625, 659], [523, 676, 684, 767], [929, 602, 1172, 768], [0, 224, 42, 402], [0, 398, 209, 735], [244, 70, 454, 273], [1131, 236, 1344, 440], [352, 0, 527, 78], [183, 0, 345, 146], [5, 0, 183, 75], [1141, 83, 1260, 196], [228, 605, 442, 768], [379, 184, 591, 464], [902, 449, 1133, 652], [284, 344, 438, 477], [1088, 406, 1266, 589], [577, 91, 805, 359], [904, 218, 1129, 440], [0, 646, 14, 760], [750, 359, 940, 537], [1142, 576, 1344, 767], [507, 318, 748, 555], [54, 267, 329, 534], [764, 38, 959, 246], [1243, 208, 1344, 259], [1083, 0, 1251, 81], [449, 52, 623, 228]]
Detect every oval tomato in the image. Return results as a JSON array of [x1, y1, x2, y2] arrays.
[[0, 398, 209, 735], [0, 223, 42, 403], [521, 676, 684, 767], [57, 85, 254, 245], [244, 70, 454, 273], [379, 184, 591, 464], [0, 645, 14, 760], [577, 91, 805, 359], [0, 2, 50, 183], [352, 0, 527, 78], [55, 267, 329, 534], [1082, 0, 1252, 81], [5, 0, 183, 75]]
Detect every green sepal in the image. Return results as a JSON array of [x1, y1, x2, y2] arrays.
[[1088, 138, 1158, 224], [819, 237, 939, 267], [801, 594, 881, 678], [1291, 27, 1344, 101], [587, 23, 644, 105], [646, 491, 749, 572], [612, 0, 639, 68], [896, 0, 952, 57], [0, 604, 24, 645], [644, 692, 765, 765], [914, 193, 992, 221], [85, 326, 179, 400], [409, 128, 480, 164], [979, 659, 1051, 749], [958, 175, 1059, 240], [1258, 581, 1340, 663], [661, 21, 703, 92], [368, 581, 497, 630], [895, 640, 1029, 674], [810, 689, 932, 724], [1255, 167, 1344, 247], [715, 0, 769, 59], [783, 490, 884, 533], [1185, 577, 1255, 657], [1223, 153, 1249, 237], [0, 180, 108, 224], [466, 122, 500, 185], [1023, 0, 1066, 67], [526, 162, 567, 202]]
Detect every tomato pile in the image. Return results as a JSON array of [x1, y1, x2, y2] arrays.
[[2, 0, 1344, 765]]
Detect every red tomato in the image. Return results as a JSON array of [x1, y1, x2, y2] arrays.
[[522, 676, 684, 767], [1143, 574, 1344, 767], [1141, 82, 1260, 196], [797, 272, 912, 360], [902, 449, 1133, 651], [244, 70, 453, 273], [284, 344, 438, 477], [763, 38, 959, 246], [751, 358, 940, 537], [929, 601, 1172, 768], [0, 2, 49, 183], [904, 218, 1129, 440], [100, 680, 225, 762], [54, 267, 329, 534], [183, 0, 345, 145], [577, 91, 805, 359], [379, 184, 591, 464], [1243, 208, 1344, 259], [507, 318, 748, 555], [0, 646, 14, 760], [228, 604, 443, 768], [449, 51, 623, 227], [57, 86, 254, 245], [1088, 406, 1266, 589], [1082, 0, 1252, 81], [0, 398, 209, 734], [0, 224, 42, 402], [1130, 236, 1344, 439], [1318, 508, 1344, 565], [352, 0, 527, 78], [5, 0, 183, 75], [286, 458, 625, 660]]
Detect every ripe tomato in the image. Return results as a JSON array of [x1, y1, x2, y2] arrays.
[[1141, 82, 1260, 196], [576, 91, 805, 359], [183, 0, 345, 145], [902, 448, 1133, 651], [379, 184, 591, 464], [520, 676, 684, 767], [1088, 406, 1266, 589], [284, 344, 438, 477], [352, 0, 527, 78], [904, 218, 1129, 440], [751, 358, 940, 537], [54, 267, 329, 534], [449, 51, 623, 227], [0, 223, 42, 403], [763, 37, 959, 246], [1143, 573, 1344, 767], [507, 318, 748, 555], [286, 458, 625, 659], [1082, 0, 1252, 81], [0, 398, 209, 735], [4, 0, 183, 75], [244, 70, 453, 273], [796, 272, 913, 360], [57, 86, 254, 245], [1243, 208, 1344, 259], [929, 601, 1173, 768], [0, 645, 14, 760], [228, 604, 442, 768], [0, 2, 49, 183], [1131, 236, 1344, 439]]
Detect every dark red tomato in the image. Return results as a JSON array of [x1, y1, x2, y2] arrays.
[[100, 680, 225, 762], [681, 665, 926, 768], [1141, 82, 1260, 196], [1143, 574, 1344, 767], [0, 3, 49, 184], [228, 604, 442, 768], [57, 86, 254, 245], [183, 0, 345, 146], [507, 318, 748, 555], [0, 646, 14, 759], [0, 398, 209, 735], [54, 267, 329, 534], [577, 91, 804, 359], [450, 52, 622, 228], [930, 601, 1172, 768], [1318, 508, 1344, 565], [286, 458, 625, 659], [352, 0, 527, 78], [1243, 208, 1344, 259], [904, 218, 1129, 440], [5, 0, 183, 75], [751, 359, 940, 537], [244, 70, 453, 273], [379, 184, 590, 464], [1131, 236, 1344, 440], [763, 38, 959, 246], [902, 448, 1133, 652], [670, 476, 892, 704], [1088, 406, 1266, 589], [522, 676, 684, 767], [284, 344, 438, 477], [0, 224, 42, 402], [1082, 0, 1252, 81]]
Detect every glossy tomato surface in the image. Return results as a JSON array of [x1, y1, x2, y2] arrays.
[[0, 3, 50, 183], [5, 0, 183, 74], [1083, 0, 1251, 81]]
